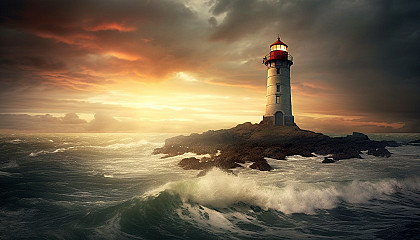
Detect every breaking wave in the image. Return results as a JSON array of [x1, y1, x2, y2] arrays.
[[29, 147, 74, 157], [8, 139, 24, 144], [101, 139, 156, 149], [145, 169, 420, 214]]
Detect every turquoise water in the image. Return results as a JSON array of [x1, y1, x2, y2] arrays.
[[0, 133, 419, 239]]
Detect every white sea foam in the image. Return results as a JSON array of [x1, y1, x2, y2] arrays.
[[94, 139, 160, 150], [29, 150, 48, 157], [8, 139, 23, 144], [29, 147, 74, 157], [176, 203, 234, 231], [0, 160, 19, 169], [151, 169, 420, 214], [0, 171, 12, 177]]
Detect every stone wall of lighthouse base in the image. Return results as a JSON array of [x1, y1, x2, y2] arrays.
[[261, 115, 295, 126]]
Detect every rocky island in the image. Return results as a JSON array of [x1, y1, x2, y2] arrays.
[[153, 122, 398, 172]]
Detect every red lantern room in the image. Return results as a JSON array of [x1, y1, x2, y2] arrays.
[[263, 36, 293, 66]]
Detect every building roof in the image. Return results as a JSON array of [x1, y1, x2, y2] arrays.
[[270, 37, 288, 47]]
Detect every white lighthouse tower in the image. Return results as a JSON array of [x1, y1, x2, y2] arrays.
[[262, 36, 294, 126]]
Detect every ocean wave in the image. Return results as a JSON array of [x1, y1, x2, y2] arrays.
[[0, 171, 13, 177], [145, 169, 420, 214], [0, 160, 19, 169], [86, 139, 161, 150], [29, 147, 75, 157], [7, 139, 24, 144]]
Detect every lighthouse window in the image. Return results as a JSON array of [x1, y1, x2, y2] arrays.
[[276, 96, 280, 104], [276, 84, 280, 92], [276, 68, 280, 74], [270, 44, 287, 51], [271, 45, 280, 51]]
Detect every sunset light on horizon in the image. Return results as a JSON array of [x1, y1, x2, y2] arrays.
[[1, 0, 419, 133]]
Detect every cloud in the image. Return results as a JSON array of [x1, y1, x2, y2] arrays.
[[0, 113, 87, 132], [0, 113, 140, 133], [297, 115, 408, 133], [0, 0, 207, 88], [0, 0, 419, 132], [86, 113, 137, 132], [0, 111, 240, 133], [208, 0, 420, 131], [62, 113, 86, 124]]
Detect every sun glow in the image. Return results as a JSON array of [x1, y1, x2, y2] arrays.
[[176, 72, 198, 82]]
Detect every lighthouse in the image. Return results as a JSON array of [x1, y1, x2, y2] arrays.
[[262, 36, 294, 126]]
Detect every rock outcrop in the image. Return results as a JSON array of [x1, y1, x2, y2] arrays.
[[408, 139, 420, 146], [322, 157, 335, 163], [153, 122, 397, 171], [367, 148, 391, 158]]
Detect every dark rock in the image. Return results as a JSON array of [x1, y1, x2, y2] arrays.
[[241, 148, 265, 162], [250, 205, 262, 212], [263, 147, 286, 160], [216, 160, 242, 170], [299, 149, 316, 157], [178, 157, 203, 170], [154, 122, 398, 172], [332, 151, 362, 160], [367, 148, 391, 158], [322, 157, 335, 163], [383, 140, 399, 147], [346, 132, 370, 141], [249, 159, 272, 171], [153, 145, 191, 158], [408, 139, 420, 145]]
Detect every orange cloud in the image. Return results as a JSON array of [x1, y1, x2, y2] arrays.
[[34, 31, 96, 46], [84, 23, 136, 32], [104, 52, 143, 61]]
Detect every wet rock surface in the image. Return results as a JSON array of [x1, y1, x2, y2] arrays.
[[367, 148, 391, 158], [322, 157, 335, 163], [153, 122, 398, 171], [408, 139, 420, 145]]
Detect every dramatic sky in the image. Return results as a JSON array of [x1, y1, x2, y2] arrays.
[[1, 0, 419, 133]]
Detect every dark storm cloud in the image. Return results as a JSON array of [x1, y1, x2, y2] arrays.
[[207, 0, 420, 131]]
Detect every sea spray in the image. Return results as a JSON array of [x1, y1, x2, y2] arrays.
[[145, 168, 420, 214], [29, 147, 74, 157]]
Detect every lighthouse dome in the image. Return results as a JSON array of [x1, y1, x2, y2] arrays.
[[270, 37, 288, 51], [262, 36, 293, 66]]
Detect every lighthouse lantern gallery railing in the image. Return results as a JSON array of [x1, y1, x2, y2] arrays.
[[262, 53, 293, 64]]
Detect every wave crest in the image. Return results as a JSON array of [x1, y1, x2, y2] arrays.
[[29, 147, 74, 157], [146, 169, 420, 214]]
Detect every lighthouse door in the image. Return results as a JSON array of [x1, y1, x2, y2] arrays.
[[274, 111, 284, 126]]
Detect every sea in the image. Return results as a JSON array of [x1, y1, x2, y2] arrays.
[[1, 133, 420, 240]]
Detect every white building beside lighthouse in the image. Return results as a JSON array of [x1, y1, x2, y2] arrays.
[[262, 37, 295, 126]]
